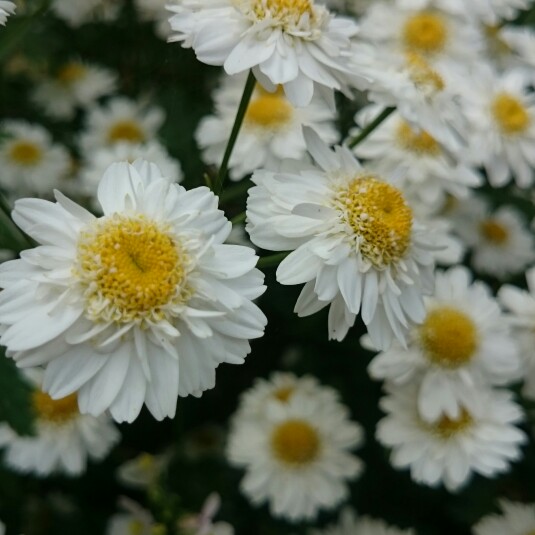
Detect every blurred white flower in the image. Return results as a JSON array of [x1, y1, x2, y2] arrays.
[[473, 500, 535, 535], [134, 0, 171, 39], [179, 493, 234, 535], [0, 1, 15, 25], [52, 0, 123, 27], [116, 451, 170, 489]]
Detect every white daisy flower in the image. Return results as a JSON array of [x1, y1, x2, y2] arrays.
[[227, 388, 363, 521], [0, 120, 70, 198], [247, 128, 437, 350], [196, 75, 338, 180], [32, 61, 117, 120], [451, 197, 535, 279], [80, 97, 165, 154], [116, 451, 169, 489], [353, 106, 482, 207], [0, 370, 119, 477], [458, 66, 535, 188], [80, 140, 182, 204], [369, 266, 522, 422], [309, 507, 415, 535], [498, 267, 535, 400], [495, 25, 535, 78], [134, 0, 171, 39], [167, 0, 363, 107], [0, 160, 267, 423], [52, 0, 122, 27], [473, 500, 535, 535], [0, 1, 15, 25], [377, 383, 527, 492]]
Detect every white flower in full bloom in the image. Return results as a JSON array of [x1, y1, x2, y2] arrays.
[[167, 0, 364, 107], [247, 128, 438, 350], [376, 383, 527, 492], [352, 106, 482, 207], [0, 1, 15, 25], [80, 97, 165, 154], [309, 508, 415, 535], [0, 370, 119, 476], [227, 386, 363, 521], [52, 0, 123, 27], [32, 61, 117, 120], [499, 267, 535, 400], [0, 121, 70, 198], [134, 0, 171, 39], [0, 160, 267, 423], [458, 66, 535, 188], [369, 266, 522, 422], [196, 75, 338, 180], [451, 197, 535, 279], [473, 500, 535, 535]]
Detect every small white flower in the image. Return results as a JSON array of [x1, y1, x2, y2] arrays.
[[168, 0, 364, 107], [247, 128, 438, 350], [0, 1, 15, 25], [369, 266, 522, 422], [309, 507, 415, 535], [52, 0, 122, 27], [0, 370, 119, 477], [80, 97, 165, 154], [451, 197, 535, 279], [107, 498, 154, 535], [0, 160, 267, 423], [178, 494, 234, 535], [32, 61, 117, 120], [196, 75, 338, 180], [0, 120, 70, 197], [377, 383, 527, 492], [227, 386, 363, 521], [116, 451, 169, 489], [473, 500, 535, 535]]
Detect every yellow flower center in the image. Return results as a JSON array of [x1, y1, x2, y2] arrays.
[[8, 140, 43, 166], [107, 120, 145, 144], [396, 121, 441, 155], [271, 419, 321, 466], [479, 219, 509, 245], [76, 214, 190, 324], [253, 0, 314, 23], [57, 62, 87, 86], [273, 386, 294, 402], [419, 307, 478, 368], [402, 11, 448, 55], [245, 86, 293, 129], [336, 176, 413, 267], [405, 52, 445, 95], [32, 390, 79, 424], [491, 93, 530, 135], [430, 408, 473, 438]]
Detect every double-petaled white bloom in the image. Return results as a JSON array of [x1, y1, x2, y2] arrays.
[[0, 160, 267, 423], [0, 1, 15, 25], [369, 266, 522, 422], [309, 508, 415, 535], [32, 61, 117, 120], [473, 500, 535, 535], [0, 121, 70, 198], [247, 128, 438, 349], [167, 0, 364, 107], [227, 381, 363, 521], [0, 370, 119, 476], [377, 383, 526, 492], [196, 75, 338, 180], [52, 0, 122, 27], [80, 97, 165, 154]]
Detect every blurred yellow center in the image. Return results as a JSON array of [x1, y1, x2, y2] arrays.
[[492, 93, 530, 135], [479, 219, 509, 244], [397, 121, 440, 155], [254, 0, 313, 21], [32, 391, 78, 424], [245, 87, 293, 129], [77, 214, 189, 324], [337, 176, 413, 267], [403, 12, 448, 55], [271, 419, 320, 465], [431, 409, 473, 438], [57, 62, 87, 85], [107, 120, 145, 143], [8, 140, 43, 166], [420, 307, 478, 368], [406, 53, 445, 94], [273, 386, 294, 402]]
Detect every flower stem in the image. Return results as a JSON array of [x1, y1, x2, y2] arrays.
[[346, 106, 395, 149], [219, 179, 252, 204], [231, 212, 246, 225], [214, 70, 256, 195], [257, 252, 289, 269]]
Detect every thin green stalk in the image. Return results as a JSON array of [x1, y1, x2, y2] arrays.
[[257, 252, 289, 269], [346, 106, 395, 149], [214, 70, 256, 195], [219, 179, 252, 204], [231, 211, 246, 225]]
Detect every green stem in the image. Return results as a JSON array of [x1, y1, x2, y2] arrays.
[[257, 252, 289, 269], [346, 106, 395, 149], [231, 211, 246, 225], [219, 179, 252, 204], [214, 70, 256, 195]]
